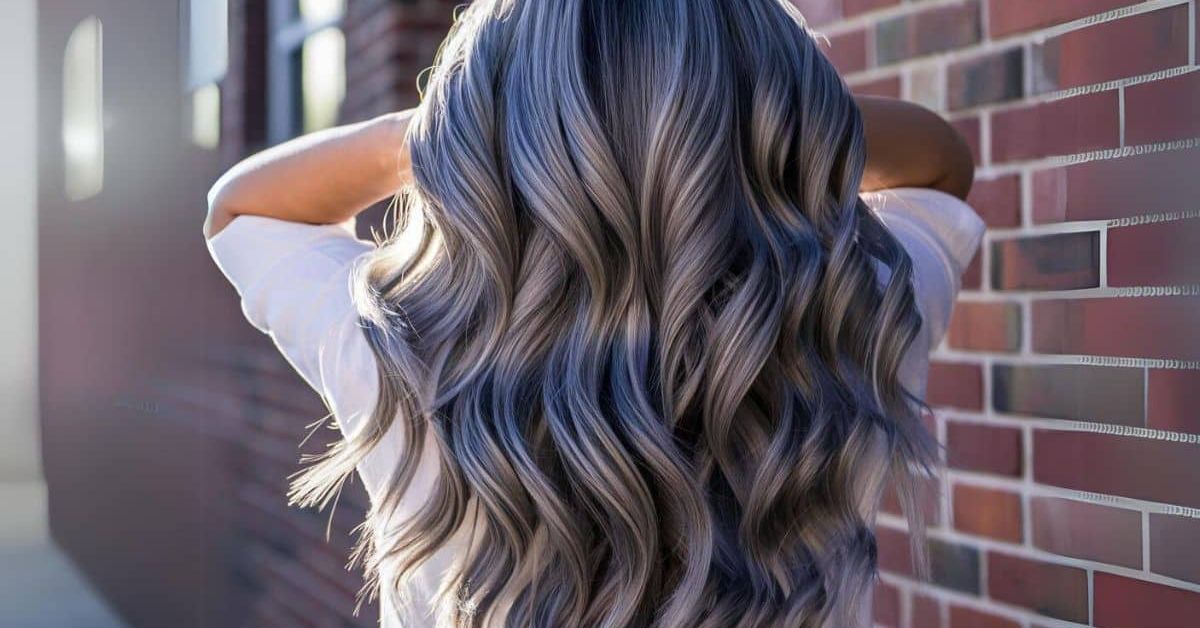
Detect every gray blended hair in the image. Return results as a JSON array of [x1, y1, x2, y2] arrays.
[[291, 0, 939, 625]]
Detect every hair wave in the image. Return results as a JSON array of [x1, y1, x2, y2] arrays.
[[292, 0, 940, 626]]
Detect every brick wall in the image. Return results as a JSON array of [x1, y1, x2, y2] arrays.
[[796, 0, 1200, 626]]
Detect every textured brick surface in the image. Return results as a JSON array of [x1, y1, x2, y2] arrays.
[[949, 605, 1020, 628], [1149, 513, 1200, 585], [1031, 5, 1190, 93], [990, 91, 1120, 162], [1107, 217, 1200, 287], [945, 420, 1022, 477], [991, 231, 1100, 291], [1030, 496, 1143, 569], [992, 363, 1144, 426], [952, 484, 1022, 542], [946, 48, 1024, 111], [947, 301, 1021, 352], [1148, 369, 1200, 434], [1093, 572, 1200, 628], [1033, 148, 1200, 223], [986, 552, 1089, 622], [1126, 70, 1200, 144], [926, 361, 984, 410], [876, 1, 981, 66], [988, 0, 1143, 38], [1034, 429, 1200, 508], [1034, 296, 1200, 361]]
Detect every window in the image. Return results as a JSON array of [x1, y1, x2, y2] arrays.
[[63, 16, 103, 201], [269, 0, 346, 142], [185, 0, 229, 149]]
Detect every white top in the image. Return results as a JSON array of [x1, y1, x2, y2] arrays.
[[205, 186, 986, 627]]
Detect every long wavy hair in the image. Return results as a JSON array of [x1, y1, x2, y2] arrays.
[[292, 0, 940, 626]]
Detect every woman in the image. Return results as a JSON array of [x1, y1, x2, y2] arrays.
[[204, 0, 983, 626]]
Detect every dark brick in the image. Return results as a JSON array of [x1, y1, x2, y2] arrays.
[[1034, 429, 1200, 508], [947, 48, 1023, 111], [1030, 496, 1142, 569], [1032, 5, 1189, 93], [930, 539, 981, 594], [990, 232, 1100, 291], [986, 552, 1088, 622], [876, 1, 982, 66], [992, 363, 1144, 427]]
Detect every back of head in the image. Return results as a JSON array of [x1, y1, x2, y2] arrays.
[[294, 1, 938, 626]]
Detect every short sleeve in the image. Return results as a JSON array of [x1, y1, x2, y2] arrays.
[[204, 213, 381, 445], [862, 187, 986, 351]]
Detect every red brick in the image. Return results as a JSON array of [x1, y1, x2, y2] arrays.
[[961, 249, 982, 290], [989, 0, 1143, 38], [965, 174, 1019, 227], [952, 484, 1022, 542], [993, 363, 1144, 427], [874, 580, 901, 626], [876, 1, 981, 66], [1126, 71, 1200, 144], [1094, 572, 1200, 628], [950, 116, 981, 166], [1108, 217, 1200, 287], [1033, 429, 1200, 508], [912, 593, 941, 628], [986, 552, 1088, 622], [947, 301, 1021, 352], [948, 605, 1019, 628], [991, 91, 1120, 163], [1032, 6, 1190, 93], [991, 232, 1100, 291], [844, 0, 898, 18], [1034, 296, 1200, 361], [1030, 496, 1143, 569], [822, 28, 868, 76], [789, 0, 842, 27], [876, 524, 915, 577], [851, 75, 901, 98], [927, 362, 984, 410], [1033, 148, 1200, 223], [1149, 513, 1200, 585], [947, 48, 1023, 111], [1148, 369, 1200, 434], [945, 420, 1022, 477]]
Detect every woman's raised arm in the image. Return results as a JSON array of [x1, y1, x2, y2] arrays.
[[855, 95, 975, 200], [202, 110, 416, 239]]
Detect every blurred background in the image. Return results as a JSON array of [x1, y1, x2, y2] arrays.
[[2, 0, 1198, 627]]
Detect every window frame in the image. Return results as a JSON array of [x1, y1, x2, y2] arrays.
[[267, 0, 345, 144]]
